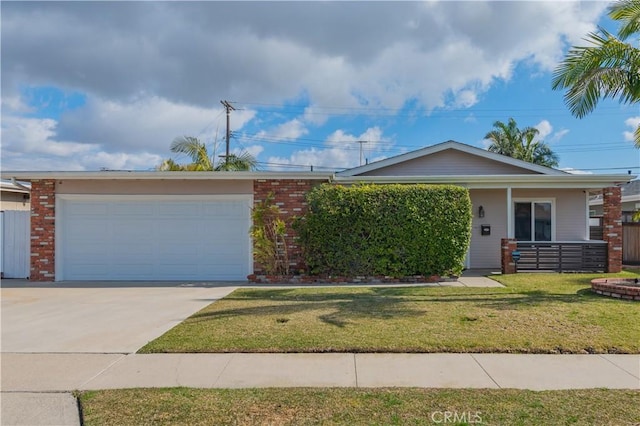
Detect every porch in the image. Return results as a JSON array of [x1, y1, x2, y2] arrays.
[[513, 241, 607, 272]]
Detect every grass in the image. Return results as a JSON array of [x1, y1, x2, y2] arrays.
[[79, 388, 640, 425], [139, 271, 640, 354]]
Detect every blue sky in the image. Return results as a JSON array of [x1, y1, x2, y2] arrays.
[[2, 1, 639, 174]]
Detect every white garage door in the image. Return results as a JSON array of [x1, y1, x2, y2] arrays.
[[57, 195, 252, 281]]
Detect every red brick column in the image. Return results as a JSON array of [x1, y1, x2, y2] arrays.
[[602, 186, 623, 273], [30, 179, 56, 281], [253, 179, 313, 275], [501, 238, 518, 274]]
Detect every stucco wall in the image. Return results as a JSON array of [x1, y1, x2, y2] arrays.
[[57, 179, 253, 195]]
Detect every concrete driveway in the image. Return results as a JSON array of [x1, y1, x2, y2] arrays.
[[1, 281, 239, 353]]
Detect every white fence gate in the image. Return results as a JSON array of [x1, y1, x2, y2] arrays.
[[1, 211, 30, 278]]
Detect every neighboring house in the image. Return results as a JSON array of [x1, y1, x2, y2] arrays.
[[1, 141, 633, 282], [590, 179, 640, 265], [1, 180, 31, 278], [0, 179, 30, 211], [590, 179, 640, 223]]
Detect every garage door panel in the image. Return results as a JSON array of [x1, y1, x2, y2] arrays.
[[60, 197, 251, 281], [66, 263, 110, 278], [204, 202, 244, 217], [66, 202, 109, 216], [111, 202, 154, 216], [157, 244, 200, 256], [160, 203, 202, 217]]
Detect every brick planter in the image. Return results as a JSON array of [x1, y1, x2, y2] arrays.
[[247, 274, 446, 285], [590, 278, 640, 301]]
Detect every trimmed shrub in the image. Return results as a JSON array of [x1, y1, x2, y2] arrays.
[[295, 184, 472, 277]]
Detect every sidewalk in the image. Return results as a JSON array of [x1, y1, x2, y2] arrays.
[[2, 352, 639, 425], [3, 352, 638, 392]]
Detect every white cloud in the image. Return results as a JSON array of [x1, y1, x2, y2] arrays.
[[1, 95, 35, 114], [267, 126, 393, 170], [3, 2, 607, 111], [57, 96, 256, 152], [1, 2, 610, 170], [623, 116, 640, 142], [1, 115, 163, 171], [535, 120, 553, 140], [550, 128, 569, 143], [255, 118, 308, 142], [1, 94, 258, 170], [535, 120, 568, 143], [561, 168, 593, 175]]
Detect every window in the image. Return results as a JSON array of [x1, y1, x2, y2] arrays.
[[514, 201, 553, 241]]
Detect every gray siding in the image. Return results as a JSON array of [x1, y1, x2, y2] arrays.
[[512, 189, 587, 241], [467, 188, 589, 269], [360, 149, 542, 176], [469, 190, 507, 269]]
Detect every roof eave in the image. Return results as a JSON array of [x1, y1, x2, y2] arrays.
[[333, 174, 636, 189], [0, 171, 334, 181], [337, 140, 567, 177]]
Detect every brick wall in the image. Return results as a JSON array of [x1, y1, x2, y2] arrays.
[[602, 186, 623, 273], [500, 238, 518, 274], [253, 179, 313, 274], [30, 179, 56, 281]]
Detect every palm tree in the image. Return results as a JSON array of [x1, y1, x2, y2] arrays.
[[157, 158, 187, 171], [516, 128, 560, 168], [215, 152, 258, 171], [552, 0, 640, 147], [484, 118, 522, 157], [158, 136, 258, 171], [485, 118, 559, 167]]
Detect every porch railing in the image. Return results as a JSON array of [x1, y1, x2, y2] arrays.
[[515, 241, 607, 272]]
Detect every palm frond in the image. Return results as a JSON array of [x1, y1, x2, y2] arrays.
[[609, 0, 640, 40], [215, 151, 258, 171], [157, 158, 186, 171], [484, 118, 559, 167], [552, 29, 640, 118], [170, 136, 214, 170]]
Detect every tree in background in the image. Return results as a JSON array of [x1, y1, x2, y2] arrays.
[[485, 118, 559, 168], [158, 136, 257, 171], [552, 0, 640, 148]]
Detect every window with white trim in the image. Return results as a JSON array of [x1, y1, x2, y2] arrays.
[[514, 200, 554, 241]]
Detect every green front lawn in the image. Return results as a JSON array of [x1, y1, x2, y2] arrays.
[[139, 271, 640, 354], [79, 388, 640, 425]]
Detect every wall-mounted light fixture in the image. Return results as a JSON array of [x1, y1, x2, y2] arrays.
[[478, 205, 485, 218]]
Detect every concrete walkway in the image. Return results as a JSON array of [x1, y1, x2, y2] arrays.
[[3, 352, 638, 392], [2, 352, 639, 424]]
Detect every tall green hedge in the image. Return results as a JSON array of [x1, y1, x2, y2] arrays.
[[295, 184, 472, 277]]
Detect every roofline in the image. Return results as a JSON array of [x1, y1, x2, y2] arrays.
[[0, 187, 31, 194], [336, 140, 568, 177], [333, 174, 636, 189], [0, 171, 333, 181]]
